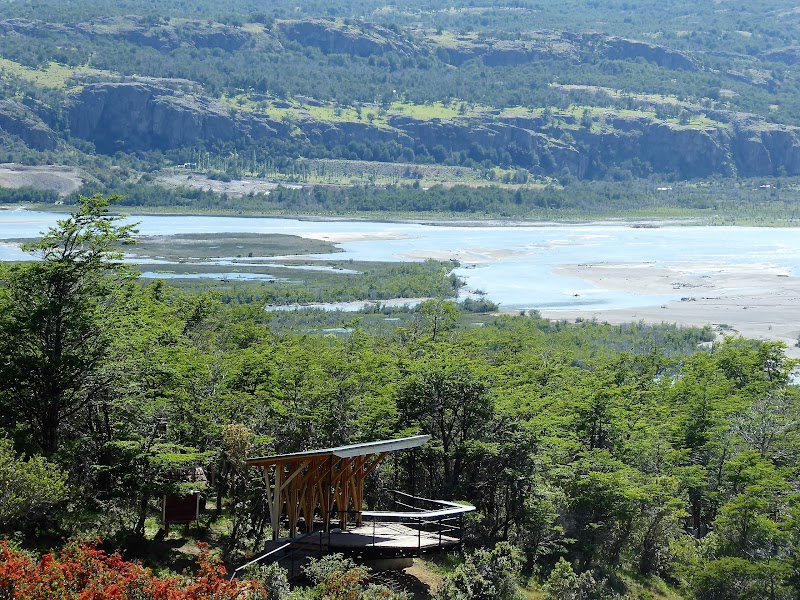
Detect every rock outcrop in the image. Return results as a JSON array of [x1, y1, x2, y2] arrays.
[[761, 47, 800, 65], [64, 83, 800, 180], [68, 83, 285, 153], [435, 31, 694, 70], [442, 35, 577, 66], [0, 101, 59, 151], [0, 17, 278, 53], [70, 84, 208, 152], [594, 36, 697, 71], [276, 19, 420, 57]]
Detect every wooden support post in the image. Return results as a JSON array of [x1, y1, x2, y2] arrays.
[[263, 465, 277, 541], [245, 435, 434, 546], [272, 463, 283, 540], [279, 460, 308, 538], [325, 455, 332, 533]]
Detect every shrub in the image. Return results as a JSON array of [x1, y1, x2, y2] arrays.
[[435, 542, 524, 600], [0, 538, 262, 599]]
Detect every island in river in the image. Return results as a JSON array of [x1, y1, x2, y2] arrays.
[[2, 209, 799, 355]]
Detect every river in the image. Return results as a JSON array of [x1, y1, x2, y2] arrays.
[[2, 210, 800, 314]]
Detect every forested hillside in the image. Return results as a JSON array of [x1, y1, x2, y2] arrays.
[[5, 0, 800, 197]]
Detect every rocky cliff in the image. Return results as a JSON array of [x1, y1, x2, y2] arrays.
[[276, 19, 421, 58], [0, 17, 279, 53], [64, 82, 800, 180], [591, 36, 697, 71], [0, 101, 58, 151], [429, 30, 695, 70], [67, 83, 290, 153]]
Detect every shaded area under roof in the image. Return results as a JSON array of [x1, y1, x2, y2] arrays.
[[246, 434, 431, 465]]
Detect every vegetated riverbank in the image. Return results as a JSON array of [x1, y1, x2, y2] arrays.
[[5, 208, 800, 354], [0, 201, 704, 224], [123, 234, 800, 356], [8, 200, 797, 228], [7, 173, 800, 226]]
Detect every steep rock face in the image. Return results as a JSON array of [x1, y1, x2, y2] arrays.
[[748, 127, 800, 175], [596, 36, 697, 71], [640, 124, 731, 177], [178, 25, 252, 51], [68, 83, 291, 152], [1, 17, 273, 53], [276, 19, 419, 57], [444, 36, 577, 66], [761, 47, 800, 65], [305, 121, 414, 148], [579, 121, 733, 179], [65, 83, 800, 179], [443, 32, 694, 70], [387, 115, 587, 177], [502, 114, 790, 179], [0, 18, 72, 38], [68, 83, 238, 152], [0, 101, 59, 151], [97, 21, 263, 52]]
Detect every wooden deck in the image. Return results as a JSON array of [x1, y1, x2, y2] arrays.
[[327, 522, 460, 550], [230, 492, 474, 580]]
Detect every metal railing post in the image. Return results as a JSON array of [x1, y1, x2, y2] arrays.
[[459, 513, 464, 550]]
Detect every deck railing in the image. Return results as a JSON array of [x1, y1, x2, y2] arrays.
[[228, 530, 320, 582], [349, 490, 475, 553], [231, 492, 475, 578]]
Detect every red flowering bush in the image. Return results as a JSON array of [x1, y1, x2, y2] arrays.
[[0, 539, 262, 600]]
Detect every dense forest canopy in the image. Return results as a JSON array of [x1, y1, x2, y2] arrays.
[[0, 198, 799, 599]]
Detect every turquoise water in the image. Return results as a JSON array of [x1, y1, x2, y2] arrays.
[[2, 210, 799, 311]]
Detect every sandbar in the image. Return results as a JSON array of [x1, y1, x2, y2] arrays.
[[538, 262, 800, 357], [399, 247, 531, 263], [299, 232, 417, 243]]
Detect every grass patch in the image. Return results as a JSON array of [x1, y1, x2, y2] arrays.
[[0, 58, 109, 88], [148, 259, 458, 306], [131, 232, 341, 261]]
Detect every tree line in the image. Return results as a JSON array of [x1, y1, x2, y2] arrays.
[[60, 178, 800, 224]]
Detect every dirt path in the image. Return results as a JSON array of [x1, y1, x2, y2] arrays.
[[373, 560, 442, 600]]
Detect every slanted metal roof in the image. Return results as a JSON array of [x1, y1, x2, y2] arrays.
[[246, 435, 431, 466]]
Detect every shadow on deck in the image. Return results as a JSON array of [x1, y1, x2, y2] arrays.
[[231, 492, 473, 581]]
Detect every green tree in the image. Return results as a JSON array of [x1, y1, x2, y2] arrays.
[[96, 284, 220, 541], [301, 554, 410, 600], [631, 475, 687, 575], [543, 558, 605, 600], [0, 194, 136, 455], [563, 451, 638, 569], [0, 438, 68, 530], [396, 354, 494, 498], [690, 557, 792, 600], [220, 423, 254, 556]]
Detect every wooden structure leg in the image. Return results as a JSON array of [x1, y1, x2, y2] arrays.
[[247, 436, 430, 541]]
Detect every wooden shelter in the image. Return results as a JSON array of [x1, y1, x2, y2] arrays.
[[246, 435, 431, 540]]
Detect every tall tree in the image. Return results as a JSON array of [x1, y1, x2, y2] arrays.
[[0, 195, 136, 455], [396, 353, 494, 498]]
